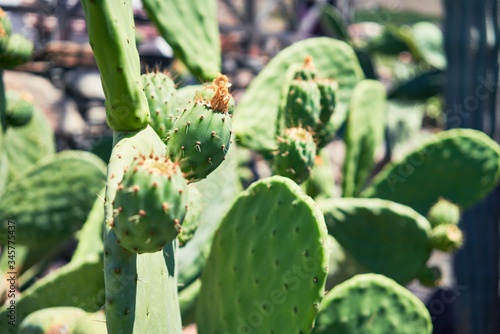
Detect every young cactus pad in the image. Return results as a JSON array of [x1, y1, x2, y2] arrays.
[[113, 153, 188, 254], [284, 79, 322, 130], [272, 127, 317, 184], [361, 129, 500, 215], [318, 198, 432, 284], [312, 274, 432, 334], [5, 90, 34, 127], [342, 80, 387, 197], [166, 74, 233, 183], [142, 71, 177, 140], [196, 176, 329, 333], [427, 198, 461, 227]]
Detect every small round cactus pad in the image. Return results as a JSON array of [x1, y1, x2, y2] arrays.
[[197, 176, 329, 333], [312, 274, 432, 334]]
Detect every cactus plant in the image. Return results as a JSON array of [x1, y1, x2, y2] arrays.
[[141, 0, 221, 80], [342, 80, 386, 197], [361, 129, 500, 215], [4, 91, 34, 127], [319, 198, 432, 284], [312, 274, 432, 334], [197, 176, 329, 333], [0, 151, 106, 247], [142, 70, 177, 140], [19, 307, 87, 334], [427, 198, 461, 227], [234, 38, 364, 153]]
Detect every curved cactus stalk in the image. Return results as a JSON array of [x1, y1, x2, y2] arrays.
[[361, 129, 500, 215], [312, 274, 433, 334], [319, 198, 432, 284], [196, 176, 329, 333], [342, 80, 386, 197], [234, 38, 364, 154], [81, 0, 149, 131], [141, 0, 221, 80]]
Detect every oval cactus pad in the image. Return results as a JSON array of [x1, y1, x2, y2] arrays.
[[312, 274, 432, 334], [361, 129, 500, 215], [197, 176, 329, 333], [319, 198, 432, 284]]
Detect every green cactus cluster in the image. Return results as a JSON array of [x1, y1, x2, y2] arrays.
[[4, 2, 500, 334], [0, 8, 32, 70]]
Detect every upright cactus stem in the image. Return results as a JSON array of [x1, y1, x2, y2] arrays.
[[81, 0, 149, 131]]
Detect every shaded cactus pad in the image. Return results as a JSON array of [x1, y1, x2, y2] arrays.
[[312, 274, 432, 334], [319, 198, 432, 284], [197, 176, 329, 334], [361, 129, 500, 215]]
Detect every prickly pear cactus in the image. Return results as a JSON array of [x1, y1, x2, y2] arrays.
[[234, 38, 364, 153], [166, 74, 233, 183], [429, 224, 463, 252], [0, 33, 33, 69], [361, 129, 500, 215], [303, 150, 336, 200], [19, 307, 87, 334], [141, 0, 220, 80], [81, 0, 149, 131], [272, 127, 317, 184], [342, 80, 387, 197], [113, 153, 188, 253], [0, 151, 106, 247], [312, 274, 433, 334], [4, 106, 55, 181], [0, 194, 105, 333], [142, 70, 177, 140], [319, 198, 432, 284], [197, 176, 329, 333], [284, 79, 322, 130], [177, 186, 203, 247], [427, 198, 460, 227], [4, 91, 33, 127]]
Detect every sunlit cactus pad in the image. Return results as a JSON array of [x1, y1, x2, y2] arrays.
[[312, 274, 432, 334], [362, 129, 500, 215], [197, 176, 329, 333]]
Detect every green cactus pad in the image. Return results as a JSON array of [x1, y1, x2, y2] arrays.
[[19, 307, 87, 334], [197, 176, 329, 333], [316, 78, 339, 126], [361, 129, 500, 215], [272, 127, 317, 184], [429, 224, 464, 252], [303, 150, 336, 200], [312, 274, 432, 334], [178, 185, 204, 247], [71, 310, 107, 334], [142, 71, 178, 140], [284, 79, 321, 130], [4, 105, 55, 181], [103, 127, 182, 334], [427, 198, 461, 227], [342, 80, 387, 197], [177, 147, 242, 290], [113, 153, 188, 254], [319, 198, 432, 284], [81, 0, 149, 131], [4, 91, 34, 127], [234, 38, 363, 154], [0, 34, 33, 69], [142, 0, 220, 80], [0, 151, 106, 247], [166, 74, 233, 183]]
